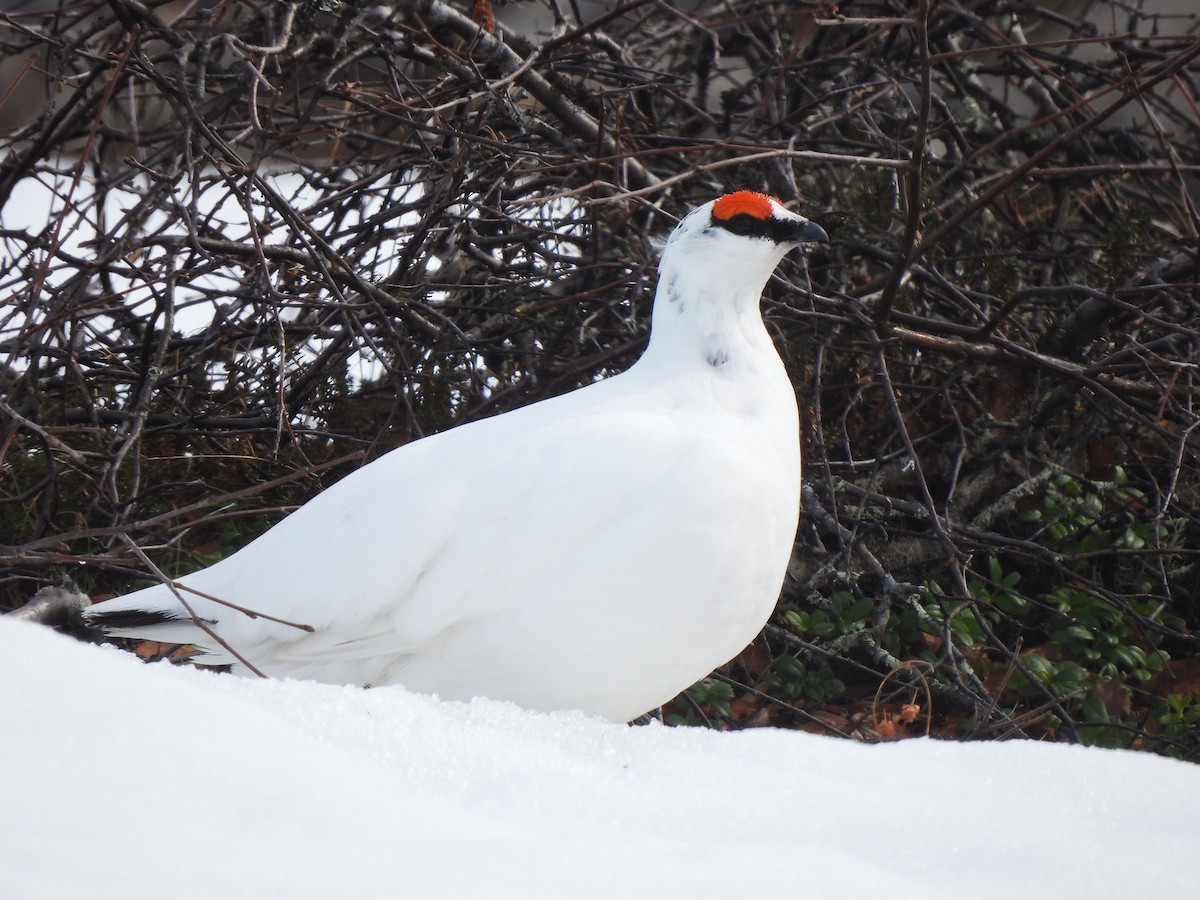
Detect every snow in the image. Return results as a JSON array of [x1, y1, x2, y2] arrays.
[[1, 616, 1195, 900]]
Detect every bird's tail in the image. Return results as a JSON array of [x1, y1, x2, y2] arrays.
[[82, 586, 211, 648]]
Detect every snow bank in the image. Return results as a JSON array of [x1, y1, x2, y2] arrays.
[[1, 617, 1195, 899]]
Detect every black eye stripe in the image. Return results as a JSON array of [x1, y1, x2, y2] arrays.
[[725, 213, 757, 235], [713, 211, 768, 238], [715, 212, 795, 242], [711, 209, 824, 244]]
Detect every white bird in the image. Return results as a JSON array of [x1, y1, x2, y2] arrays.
[[84, 191, 828, 722]]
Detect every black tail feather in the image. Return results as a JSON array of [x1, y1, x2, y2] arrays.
[[84, 608, 183, 631]]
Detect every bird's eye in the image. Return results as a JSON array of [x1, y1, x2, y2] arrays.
[[724, 214, 757, 236]]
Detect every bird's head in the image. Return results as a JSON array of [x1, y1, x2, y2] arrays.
[[661, 190, 828, 278], [654, 191, 827, 318]]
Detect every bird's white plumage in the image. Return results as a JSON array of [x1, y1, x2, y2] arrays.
[[85, 194, 827, 722]]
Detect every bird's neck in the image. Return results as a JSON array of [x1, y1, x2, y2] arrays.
[[641, 263, 779, 374]]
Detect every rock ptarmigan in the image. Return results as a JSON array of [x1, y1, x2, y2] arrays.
[[83, 191, 828, 722]]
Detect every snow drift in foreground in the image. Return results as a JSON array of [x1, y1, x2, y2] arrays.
[[1, 617, 1195, 899]]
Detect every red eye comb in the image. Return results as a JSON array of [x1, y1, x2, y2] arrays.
[[712, 191, 778, 222]]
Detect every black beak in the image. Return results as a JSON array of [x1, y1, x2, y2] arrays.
[[791, 219, 829, 245]]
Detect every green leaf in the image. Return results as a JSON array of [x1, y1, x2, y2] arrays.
[[1021, 654, 1054, 683], [994, 593, 1031, 615], [988, 556, 1003, 583], [1111, 644, 1146, 671], [783, 609, 807, 632], [844, 594, 873, 623], [1052, 625, 1094, 646], [1081, 695, 1110, 723]]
